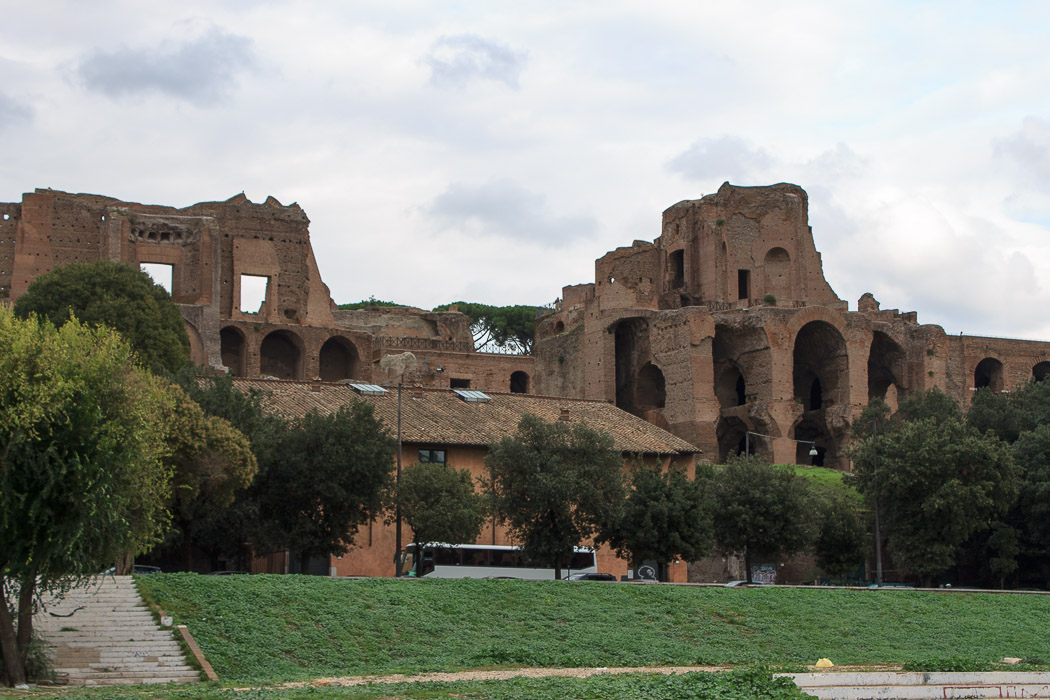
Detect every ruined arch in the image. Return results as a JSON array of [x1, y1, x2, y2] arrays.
[[792, 414, 828, 467], [1034, 361, 1050, 382], [868, 331, 905, 403], [713, 323, 771, 411], [613, 317, 653, 417], [716, 416, 749, 463], [793, 321, 848, 411], [319, 336, 360, 382], [184, 321, 206, 367], [762, 247, 791, 302], [974, 357, 1004, 393], [220, 326, 247, 377], [260, 329, 305, 380], [510, 371, 529, 394], [636, 362, 666, 410]]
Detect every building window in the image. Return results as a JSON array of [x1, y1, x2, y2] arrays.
[[418, 449, 446, 465], [737, 269, 750, 300], [450, 378, 470, 389]]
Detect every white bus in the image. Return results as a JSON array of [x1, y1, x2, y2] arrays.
[[398, 543, 597, 580]]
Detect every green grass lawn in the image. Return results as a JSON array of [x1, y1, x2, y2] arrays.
[[135, 574, 1050, 686]]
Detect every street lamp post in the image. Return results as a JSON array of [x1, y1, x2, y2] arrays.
[[873, 419, 883, 587], [744, 431, 819, 460]]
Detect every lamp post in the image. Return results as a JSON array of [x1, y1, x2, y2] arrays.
[[744, 431, 819, 460], [380, 352, 417, 577]]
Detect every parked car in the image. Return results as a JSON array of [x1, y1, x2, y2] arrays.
[[565, 572, 617, 581]]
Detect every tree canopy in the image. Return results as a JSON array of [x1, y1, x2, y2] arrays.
[[13, 260, 190, 375], [400, 461, 487, 572], [711, 456, 817, 583], [0, 309, 173, 685], [485, 414, 624, 579], [252, 403, 396, 573], [849, 389, 1019, 586], [436, 301, 539, 354], [609, 464, 713, 578]]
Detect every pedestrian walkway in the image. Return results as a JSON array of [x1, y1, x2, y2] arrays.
[[34, 575, 200, 686], [787, 670, 1050, 699]]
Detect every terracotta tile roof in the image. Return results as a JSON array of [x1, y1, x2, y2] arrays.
[[231, 379, 699, 456]]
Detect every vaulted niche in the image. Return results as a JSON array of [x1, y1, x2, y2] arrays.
[[716, 416, 748, 462], [793, 321, 848, 411], [613, 318, 660, 418], [510, 371, 529, 394], [868, 331, 905, 404], [974, 357, 1004, 392], [260, 330, 304, 380], [792, 321, 848, 468], [220, 326, 246, 377], [1035, 362, 1050, 383], [319, 336, 359, 382], [762, 247, 791, 302], [712, 323, 771, 411], [716, 366, 747, 408], [668, 249, 685, 289]]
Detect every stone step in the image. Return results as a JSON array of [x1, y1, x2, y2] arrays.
[[77, 676, 200, 686], [789, 672, 1050, 699]]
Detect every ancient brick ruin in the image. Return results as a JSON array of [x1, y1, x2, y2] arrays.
[[4, 183, 1048, 467]]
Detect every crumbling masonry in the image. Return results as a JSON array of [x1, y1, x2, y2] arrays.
[[3, 183, 1048, 466]]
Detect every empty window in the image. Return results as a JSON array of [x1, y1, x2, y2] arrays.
[[239, 274, 269, 313], [510, 371, 529, 394], [450, 378, 470, 389], [141, 263, 173, 294], [669, 249, 685, 288], [418, 449, 446, 464], [737, 269, 750, 300]]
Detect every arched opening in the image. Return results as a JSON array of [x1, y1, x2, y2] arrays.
[[220, 326, 247, 377], [717, 417, 749, 463], [762, 247, 791, 302], [553, 320, 565, 334], [613, 317, 651, 417], [668, 249, 685, 289], [792, 320, 848, 468], [319, 336, 359, 382], [636, 362, 666, 410], [184, 321, 205, 367], [974, 357, 1004, 393], [1033, 361, 1050, 382], [716, 366, 747, 409], [868, 331, 905, 402], [260, 330, 304, 380], [510, 371, 529, 394]]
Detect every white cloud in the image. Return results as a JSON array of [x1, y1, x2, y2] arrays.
[[0, 92, 32, 129], [425, 34, 526, 90], [666, 136, 774, 186]]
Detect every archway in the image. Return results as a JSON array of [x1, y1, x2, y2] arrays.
[[716, 366, 746, 409], [1034, 361, 1050, 383], [220, 326, 247, 377], [974, 357, 1004, 393], [792, 320, 849, 468], [510, 371, 529, 394], [713, 323, 771, 411], [792, 414, 828, 467], [636, 362, 666, 411], [613, 317, 650, 416], [319, 336, 360, 382], [260, 330, 304, 380], [716, 417, 749, 463], [868, 331, 905, 402]]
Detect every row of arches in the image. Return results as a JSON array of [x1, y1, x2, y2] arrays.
[[221, 326, 361, 381], [974, 358, 1050, 392]]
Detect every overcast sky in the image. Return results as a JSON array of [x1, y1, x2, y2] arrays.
[[3, 1, 1049, 340]]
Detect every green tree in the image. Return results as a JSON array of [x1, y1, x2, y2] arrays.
[[813, 490, 868, 580], [158, 386, 258, 570], [437, 301, 539, 354], [12, 260, 190, 375], [253, 404, 396, 573], [0, 310, 172, 685], [711, 456, 817, 583], [486, 414, 625, 580], [400, 462, 487, 574], [850, 391, 1019, 586], [609, 464, 713, 579]]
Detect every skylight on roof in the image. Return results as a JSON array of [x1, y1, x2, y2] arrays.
[[348, 383, 388, 396], [454, 389, 491, 403]]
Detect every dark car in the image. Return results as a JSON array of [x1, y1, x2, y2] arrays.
[[565, 572, 617, 581]]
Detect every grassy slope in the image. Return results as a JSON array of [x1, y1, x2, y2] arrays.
[[137, 574, 1050, 684]]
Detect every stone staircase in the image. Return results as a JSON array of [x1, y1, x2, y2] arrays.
[[34, 575, 200, 686], [788, 671, 1050, 699]]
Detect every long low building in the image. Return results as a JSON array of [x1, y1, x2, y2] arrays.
[[238, 378, 700, 581]]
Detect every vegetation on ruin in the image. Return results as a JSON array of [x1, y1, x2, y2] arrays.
[[435, 301, 539, 354], [12, 259, 190, 375], [133, 573, 1050, 685], [0, 309, 173, 685], [337, 296, 408, 310], [486, 415, 625, 580]]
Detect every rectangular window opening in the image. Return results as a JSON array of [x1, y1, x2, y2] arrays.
[[141, 262, 173, 294], [450, 378, 471, 389], [737, 269, 750, 300], [418, 449, 447, 464], [239, 274, 269, 314]]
